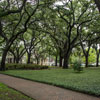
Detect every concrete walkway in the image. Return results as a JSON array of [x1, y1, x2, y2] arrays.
[[0, 74, 100, 100]]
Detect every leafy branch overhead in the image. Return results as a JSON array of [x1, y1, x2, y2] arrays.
[[0, 0, 100, 70]]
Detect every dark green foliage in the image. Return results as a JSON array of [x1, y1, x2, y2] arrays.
[[72, 58, 83, 72], [88, 64, 96, 67], [6, 64, 48, 70]]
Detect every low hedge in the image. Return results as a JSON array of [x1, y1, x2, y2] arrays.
[[6, 63, 48, 70], [88, 65, 96, 67]]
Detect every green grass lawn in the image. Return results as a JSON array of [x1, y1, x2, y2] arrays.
[[0, 83, 34, 100], [1, 68, 100, 96]]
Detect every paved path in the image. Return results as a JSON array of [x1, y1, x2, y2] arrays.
[[0, 74, 100, 100]]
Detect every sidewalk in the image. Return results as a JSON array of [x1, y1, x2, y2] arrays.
[[0, 74, 99, 100]]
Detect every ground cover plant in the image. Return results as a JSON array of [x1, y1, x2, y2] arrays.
[[0, 83, 34, 100], [1, 68, 100, 96]]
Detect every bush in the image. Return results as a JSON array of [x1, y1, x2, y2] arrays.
[[72, 58, 83, 72], [88, 64, 96, 67], [6, 63, 48, 70]]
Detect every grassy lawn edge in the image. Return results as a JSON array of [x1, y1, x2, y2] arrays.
[[4, 83, 35, 100], [0, 82, 35, 100], [1, 72, 100, 97]]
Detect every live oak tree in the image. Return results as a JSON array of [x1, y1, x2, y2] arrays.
[[40, 0, 98, 68], [0, 0, 40, 70], [43, 38, 59, 66], [37, 6, 64, 66], [30, 33, 54, 65], [80, 39, 92, 67], [80, 32, 100, 67], [80, 14, 100, 67], [34, 47, 47, 65], [91, 17, 100, 67], [9, 40, 26, 63], [21, 28, 44, 64], [56, 0, 98, 68]]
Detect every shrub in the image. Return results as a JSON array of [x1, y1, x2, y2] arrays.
[[72, 58, 83, 72], [88, 64, 95, 67], [6, 63, 48, 70]]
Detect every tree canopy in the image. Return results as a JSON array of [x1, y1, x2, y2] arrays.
[[0, 0, 100, 70]]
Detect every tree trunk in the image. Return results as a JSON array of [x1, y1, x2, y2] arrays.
[[59, 51, 63, 67], [36, 58, 39, 64], [16, 58, 20, 63], [0, 42, 16, 70], [55, 56, 57, 66], [27, 53, 31, 64], [40, 59, 43, 65], [63, 56, 69, 69], [63, 53, 70, 69], [0, 49, 8, 70], [96, 53, 99, 67], [94, 0, 100, 12], [14, 56, 16, 63], [85, 55, 89, 67], [59, 56, 63, 67]]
